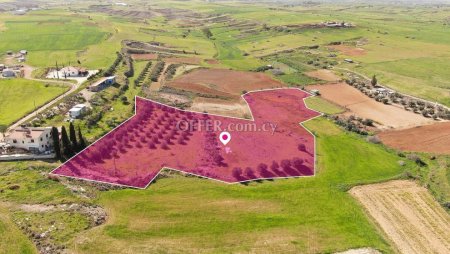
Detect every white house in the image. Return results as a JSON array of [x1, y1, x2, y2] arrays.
[[4, 127, 53, 154], [69, 104, 87, 119], [55, 66, 89, 78]]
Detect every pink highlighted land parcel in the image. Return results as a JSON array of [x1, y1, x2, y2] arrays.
[[52, 89, 320, 188]]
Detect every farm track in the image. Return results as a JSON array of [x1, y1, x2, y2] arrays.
[[350, 180, 450, 254]]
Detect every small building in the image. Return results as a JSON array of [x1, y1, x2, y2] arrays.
[[19, 50, 28, 55], [4, 127, 53, 154], [0, 64, 5, 71], [18, 56, 26, 63], [69, 104, 87, 119], [344, 59, 354, 63], [2, 69, 16, 77], [89, 76, 116, 92], [310, 89, 320, 95], [59, 66, 89, 78]]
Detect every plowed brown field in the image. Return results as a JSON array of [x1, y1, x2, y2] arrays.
[[379, 122, 450, 154], [167, 68, 284, 101]]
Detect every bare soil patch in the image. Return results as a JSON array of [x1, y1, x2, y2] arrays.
[[206, 59, 220, 65], [350, 180, 450, 254], [307, 83, 433, 129], [305, 69, 341, 82], [328, 45, 366, 56], [163, 57, 201, 65], [131, 54, 158, 61], [190, 97, 251, 118], [167, 68, 284, 101], [379, 122, 450, 154], [158, 92, 191, 104]]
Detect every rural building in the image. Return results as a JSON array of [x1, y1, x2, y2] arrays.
[[18, 56, 26, 63], [0, 64, 5, 71], [69, 104, 88, 119], [19, 50, 28, 55], [89, 76, 116, 92], [2, 68, 16, 77], [59, 66, 89, 78], [4, 127, 53, 154], [344, 59, 354, 63]]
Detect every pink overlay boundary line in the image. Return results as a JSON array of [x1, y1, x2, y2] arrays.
[[50, 87, 323, 189]]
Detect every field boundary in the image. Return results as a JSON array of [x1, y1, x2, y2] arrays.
[[50, 87, 323, 189]]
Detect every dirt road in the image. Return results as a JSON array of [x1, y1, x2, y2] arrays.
[[350, 180, 450, 254]]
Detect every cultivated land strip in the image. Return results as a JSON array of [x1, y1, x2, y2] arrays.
[[350, 180, 450, 254]]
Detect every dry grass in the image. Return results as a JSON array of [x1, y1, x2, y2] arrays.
[[350, 180, 450, 254]]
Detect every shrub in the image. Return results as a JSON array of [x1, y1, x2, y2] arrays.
[[362, 118, 374, 126], [407, 154, 426, 167]]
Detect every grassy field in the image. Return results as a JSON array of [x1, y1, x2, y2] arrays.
[[305, 96, 345, 115], [0, 79, 68, 126], [0, 206, 37, 254], [0, 11, 108, 68], [68, 118, 408, 253]]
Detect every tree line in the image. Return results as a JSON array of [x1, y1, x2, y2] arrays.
[[52, 122, 87, 161]]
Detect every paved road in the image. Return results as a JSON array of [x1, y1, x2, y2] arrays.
[[7, 65, 80, 131]]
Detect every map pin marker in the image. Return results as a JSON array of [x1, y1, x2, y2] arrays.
[[219, 131, 231, 146]]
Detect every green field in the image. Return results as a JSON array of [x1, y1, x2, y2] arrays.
[[0, 3, 447, 105], [0, 206, 37, 254], [305, 96, 345, 115], [66, 118, 408, 253], [0, 79, 68, 126], [0, 12, 108, 67]]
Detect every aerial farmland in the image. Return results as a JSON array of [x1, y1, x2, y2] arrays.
[[0, 0, 449, 254]]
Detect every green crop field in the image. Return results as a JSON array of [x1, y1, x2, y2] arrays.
[[0, 79, 68, 126], [64, 118, 408, 254]]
